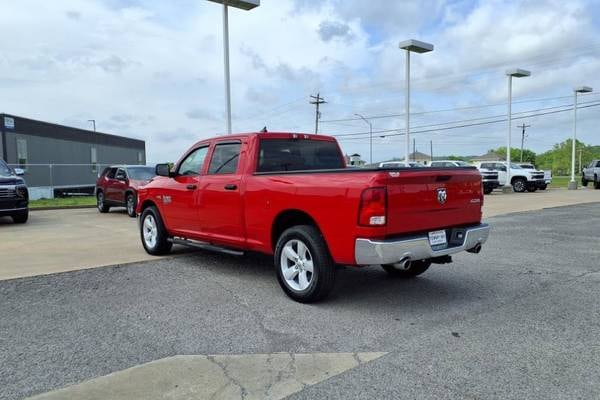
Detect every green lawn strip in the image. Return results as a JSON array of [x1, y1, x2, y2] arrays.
[[29, 196, 97, 209]]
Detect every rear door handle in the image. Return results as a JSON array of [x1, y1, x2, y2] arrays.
[[224, 184, 237, 191], [186, 184, 197, 190]]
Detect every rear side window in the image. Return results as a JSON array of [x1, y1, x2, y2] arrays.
[[257, 139, 344, 172], [106, 168, 117, 179], [208, 142, 241, 174]]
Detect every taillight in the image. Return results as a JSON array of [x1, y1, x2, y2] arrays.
[[358, 187, 387, 226]]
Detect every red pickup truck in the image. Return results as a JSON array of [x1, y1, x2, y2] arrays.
[[136, 132, 489, 302]]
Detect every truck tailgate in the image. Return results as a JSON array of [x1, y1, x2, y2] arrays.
[[385, 168, 482, 236]]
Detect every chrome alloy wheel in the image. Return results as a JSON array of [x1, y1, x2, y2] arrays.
[[143, 214, 158, 249], [280, 239, 314, 291]]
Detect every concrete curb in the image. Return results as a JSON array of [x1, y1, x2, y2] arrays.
[[30, 205, 97, 211]]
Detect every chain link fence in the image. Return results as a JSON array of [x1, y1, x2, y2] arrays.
[[8, 164, 113, 199]]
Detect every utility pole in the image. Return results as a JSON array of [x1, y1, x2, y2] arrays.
[[518, 123, 530, 162], [310, 93, 326, 134], [88, 119, 96, 132], [579, 148, 583, 175], [413, 138, 416, 161], [430, 140, 433, 163]]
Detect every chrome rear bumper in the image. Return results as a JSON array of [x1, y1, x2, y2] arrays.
[[355, 223, 490, 265]]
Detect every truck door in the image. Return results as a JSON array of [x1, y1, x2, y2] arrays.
[[108, 168, 128, 203], [160, 146, 208, 236], [197, 141, 244, 247]]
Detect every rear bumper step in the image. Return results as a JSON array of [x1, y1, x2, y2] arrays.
[[354, 223, 490, 265]]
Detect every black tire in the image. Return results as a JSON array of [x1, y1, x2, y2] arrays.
[[582, 176, 588, 187], [595, 176, 600, 190], [140, 206, 172, 255], [483, 186, 493, 195], [512, 178, 527, 193], [274, 225, 335, 303], [538, 183, 547, 190], [126, 193, 137, 218], [96, 191, 110, 213], [526, 185, 537, 192], [12, 211, 28, 224], [382, 259, 431, 278]]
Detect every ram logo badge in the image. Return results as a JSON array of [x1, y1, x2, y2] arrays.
[[437, 188, 447, 205]]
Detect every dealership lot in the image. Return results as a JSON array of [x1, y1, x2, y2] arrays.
[[0, 188, 598, 281], [1, 201, 599, 399]]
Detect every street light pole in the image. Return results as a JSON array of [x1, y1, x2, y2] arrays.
[[88, 119, 96, 132], [354, 113, 372, 164], [207, 0, 260, 134], [569, 86, 593, 190], [503, 69, 530, 193], [399, 39, 433, 167], [222, 1, 232, 134]]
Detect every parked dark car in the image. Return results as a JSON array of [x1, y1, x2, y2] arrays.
[[95, 165, 156, 217], [0, 159, 29, 223]]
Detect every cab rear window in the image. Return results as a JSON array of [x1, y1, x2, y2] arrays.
[[257, 139, 344, 172]]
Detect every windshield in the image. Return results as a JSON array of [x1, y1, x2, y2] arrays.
[[520, 164, 534, 169], [0, 160, 13, 176], [257, 139, 344, 172], [510, 163, 523, 169], [127, 166, 156, 180]]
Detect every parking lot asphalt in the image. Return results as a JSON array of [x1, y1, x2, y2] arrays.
[[0, 188, 598, 281], [1, 203, 599, 399]]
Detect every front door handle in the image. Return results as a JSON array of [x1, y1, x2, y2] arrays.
[[186, 184, 197, 190], [224, 184, 237, 191]]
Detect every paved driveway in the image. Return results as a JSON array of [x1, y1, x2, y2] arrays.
[[1, 204, 599, 399], [0, 188, 598, 281]]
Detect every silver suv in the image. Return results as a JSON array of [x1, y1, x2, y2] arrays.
[[0, 159, 29, 223]]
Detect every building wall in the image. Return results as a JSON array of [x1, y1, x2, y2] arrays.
[[4, 132, 145, 187]]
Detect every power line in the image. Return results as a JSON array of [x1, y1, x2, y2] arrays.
[[334, 101, 600, 141]]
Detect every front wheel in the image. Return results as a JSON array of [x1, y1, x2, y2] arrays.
[[12, 211, 28, 224], [538, 183, 547, 190], [275, 225, 336, 303], [512, 178, 527, 193], [582, 176, 588, 187], [483, 186, 493, 195], [97, 191, 110, 213], [526, 185, 537, 192], [595, 176, 600, 190], [126, 193, 137, 218], [140, 206, 172, 255], [382, 259, 431, 278]]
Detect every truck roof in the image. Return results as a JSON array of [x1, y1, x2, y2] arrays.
[[189, 132, 338, 148]]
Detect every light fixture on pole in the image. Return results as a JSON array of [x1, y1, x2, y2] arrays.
[[207, 0, 260, 134], [88, 119, 96, 132], [568, 86, 593, 190], [503, 68, 531, 193], [399, 39, 433, 167], [354, 113, 373, 164]]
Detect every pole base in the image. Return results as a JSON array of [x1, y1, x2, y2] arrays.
[[501, 186, 513, 194], [567, 181, 578, 190]]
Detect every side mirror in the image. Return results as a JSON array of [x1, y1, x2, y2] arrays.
[[155, 163, 172, 177], [14, 168, 25, 176]]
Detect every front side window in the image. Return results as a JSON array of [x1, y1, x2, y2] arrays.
[[16, 138, 27, 168], [208, 142, 241, 174], [106, 168, 117, 179], [178, 146, 209, 176], [115, 168, 127, 180]]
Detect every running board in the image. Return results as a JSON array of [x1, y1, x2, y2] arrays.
[[169, 237, 244, 256]]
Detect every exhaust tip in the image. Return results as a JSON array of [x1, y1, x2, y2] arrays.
[[393, 257, 412, 270]]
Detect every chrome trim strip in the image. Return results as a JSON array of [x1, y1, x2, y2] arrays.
[[355, 223, 490, 265]]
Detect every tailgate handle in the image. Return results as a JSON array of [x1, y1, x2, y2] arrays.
[[436, 175, 451, 182], [186, 184, 197, 190], [224, 184, 238, 191]]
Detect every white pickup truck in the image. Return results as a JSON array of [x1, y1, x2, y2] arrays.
[[517, 163, 551, 190], [582, 159, 600, 189], [474, 161, 546, 193]]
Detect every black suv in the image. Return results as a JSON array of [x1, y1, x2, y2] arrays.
[[0, 159, 29, 223]]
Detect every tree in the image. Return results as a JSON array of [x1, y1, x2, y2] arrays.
[[536, 139, 600, 175], [489, 147, 536, 164]]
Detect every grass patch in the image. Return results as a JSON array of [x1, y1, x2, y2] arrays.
[[549, 176, 574, 188], [30, 196, 96, 209]]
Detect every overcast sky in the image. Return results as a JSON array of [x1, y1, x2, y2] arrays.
[[1, 0, 599, 163]]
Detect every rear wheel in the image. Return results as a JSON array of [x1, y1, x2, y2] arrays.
[[512, 178, 527, 193], [483, 186, 493, 195], [126, 193, 137, 218], [582, 176, 588, 186], [96, 191, 110, 213], [275, 225, 335, 303], [140, 206, 172, 255], [382, 259, 432, 278], [12, 211, 28, 224], [595, 175, 600, 190], [538, 183, 547, 190], [526, 185, 537, 192]]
